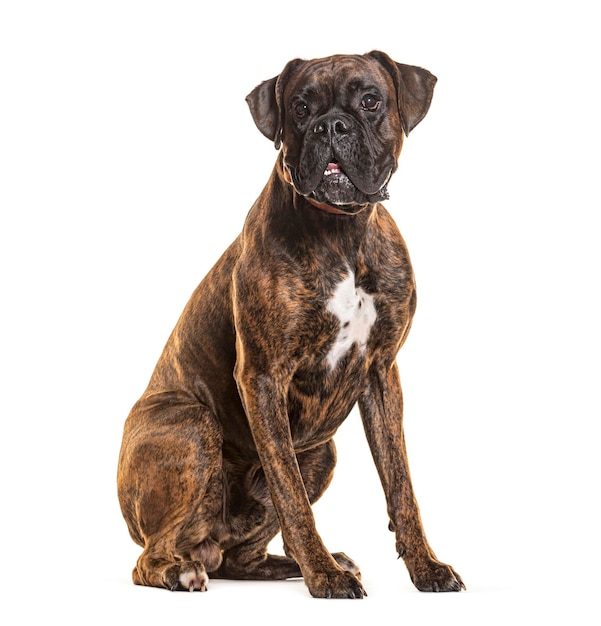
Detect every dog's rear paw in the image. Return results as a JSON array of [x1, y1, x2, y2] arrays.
[[331, 552, 361, 579], [165, 561, 209, 592], [410, 560, 465, 592]]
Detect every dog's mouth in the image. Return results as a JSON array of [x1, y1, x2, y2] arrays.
[[323, 162, 344, 179], [316, 161, 356, 200], [310, 161, 390, 208], [283, 154, 392, 212]]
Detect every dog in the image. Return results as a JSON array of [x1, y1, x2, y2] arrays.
[[117, 50, 464, 599]]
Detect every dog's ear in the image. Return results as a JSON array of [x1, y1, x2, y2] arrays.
[[246, 75, 281, 148], [367, 50, 437, 136], [246, 59, 304, 150]]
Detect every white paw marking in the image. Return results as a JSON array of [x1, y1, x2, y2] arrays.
[[179, 568, 208, 592], [326, 270, 377, 369]]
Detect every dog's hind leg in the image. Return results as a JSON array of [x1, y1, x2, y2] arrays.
[[215, 439, 360, 581], [290, 440, 361, 580], [212, 459, 300, 580], [118, 400, 223, 591]]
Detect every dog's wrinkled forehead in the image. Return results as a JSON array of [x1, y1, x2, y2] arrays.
[[282, 55, 394, 107]]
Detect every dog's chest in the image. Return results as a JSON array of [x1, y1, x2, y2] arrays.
[[324, 270, 377, 370]]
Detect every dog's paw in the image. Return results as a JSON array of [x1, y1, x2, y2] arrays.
[[410, 559, 465, 592], [306, 569, 366, 599], [164, 561, 209, 592], [331, 552, 361, 579]]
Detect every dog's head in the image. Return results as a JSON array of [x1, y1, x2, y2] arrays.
[[246, 51, 436, 214]]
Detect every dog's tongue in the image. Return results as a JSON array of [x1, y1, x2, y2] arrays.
[[325, 162, 342, 175]]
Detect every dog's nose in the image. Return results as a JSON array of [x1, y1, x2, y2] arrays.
[[313, 117, 348, 136]]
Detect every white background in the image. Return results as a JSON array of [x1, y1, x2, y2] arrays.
[[1, 1, 599, 623]]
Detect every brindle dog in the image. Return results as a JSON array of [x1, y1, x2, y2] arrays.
[[117, 50, 464, 599]]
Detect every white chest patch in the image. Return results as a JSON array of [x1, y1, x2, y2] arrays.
[[325, 271, 377, 370]]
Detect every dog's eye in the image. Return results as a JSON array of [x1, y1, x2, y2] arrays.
[[294, 102, 309, 118], [361, 95, 381, 112]]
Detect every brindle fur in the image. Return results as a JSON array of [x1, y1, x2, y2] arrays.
[[117, 51, 464, 598]]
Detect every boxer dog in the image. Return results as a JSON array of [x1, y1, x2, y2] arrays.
[[117, 51, 464, 598]]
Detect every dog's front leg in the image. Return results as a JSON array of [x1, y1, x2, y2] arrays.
[[358, 360, 465, 592], [234, 365, 365, 599]]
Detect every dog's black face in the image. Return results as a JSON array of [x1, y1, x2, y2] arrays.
[[246, 51, 437, 213], [282, 55, 400, 209]]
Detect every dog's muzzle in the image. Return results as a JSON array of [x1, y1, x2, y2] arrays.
[[286, 113, 393, 208]]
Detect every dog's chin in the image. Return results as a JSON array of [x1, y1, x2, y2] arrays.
[[310, 169, 390, 209], [311, 172, 361, 206]]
